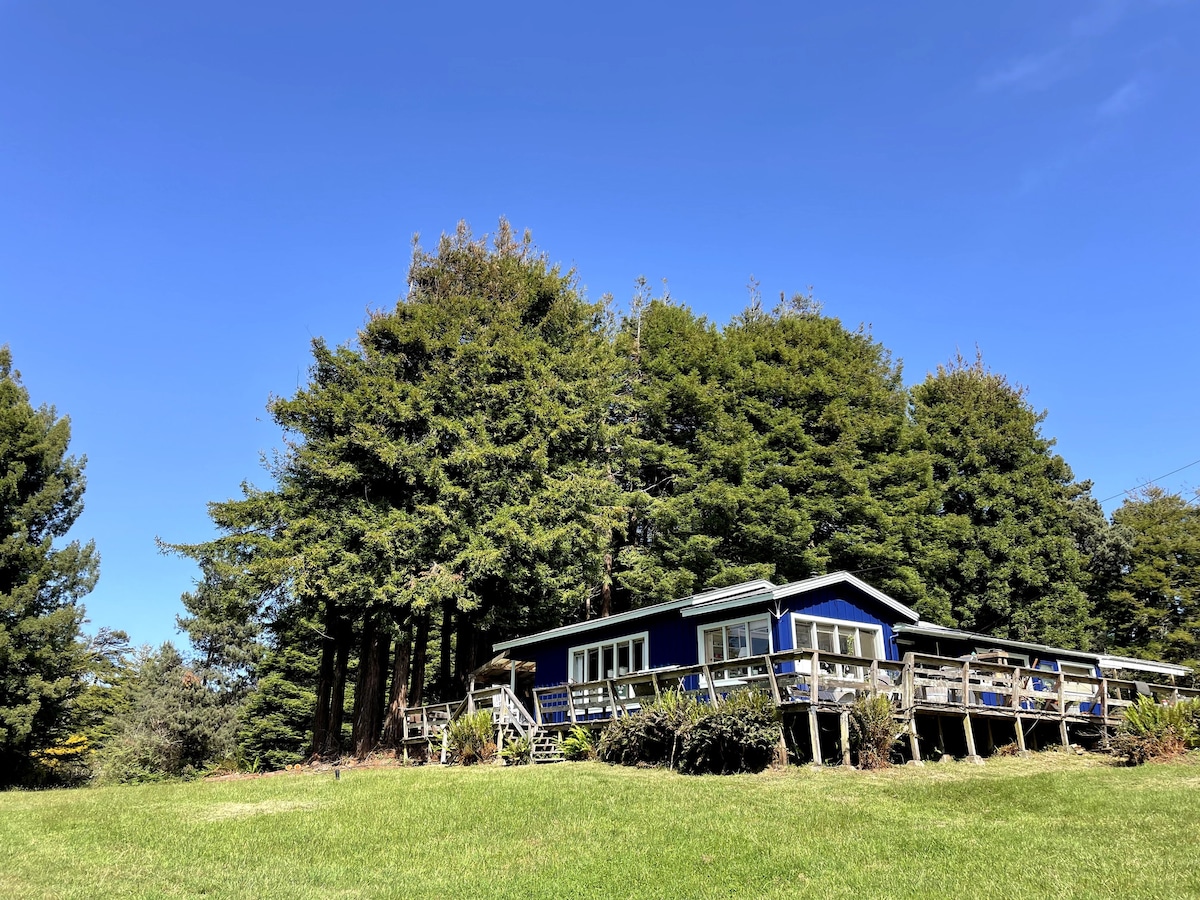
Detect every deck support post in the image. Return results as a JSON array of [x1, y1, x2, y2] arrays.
[[1059, 716, 1070, 748], [1014, 715, 1027, 754], [701, 665, 720, 707], [963, 714, 981, 763], [808, 708, 822, 767], [566, 686, 578, 725], [839, 711, 853, 767], [440, 726, 449, 765], [906, 716, 923, 766]]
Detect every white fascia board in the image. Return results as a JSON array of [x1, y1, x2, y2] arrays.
[[492, 579, 776, 653], [679, 591, 776, 619], [1096, 655, 1192, 677], [772, 571, 920, 622], [897, 623, 1099, 661]]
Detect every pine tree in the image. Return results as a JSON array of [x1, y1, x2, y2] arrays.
[[909, 353, 1094, 648], [0, 346, 98, 786], [1103, 486, 1200, 667]]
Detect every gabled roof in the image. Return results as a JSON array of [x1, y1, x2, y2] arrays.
[[493, 571, 918, 653]]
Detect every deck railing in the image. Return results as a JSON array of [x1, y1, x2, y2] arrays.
[[394, 649, 1198, 744]]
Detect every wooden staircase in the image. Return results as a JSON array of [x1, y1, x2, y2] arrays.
[[530, 730, 564, 764]]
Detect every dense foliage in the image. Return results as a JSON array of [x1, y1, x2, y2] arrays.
[[1112, 696, 1200, 765], [0, 347, 98, 787]]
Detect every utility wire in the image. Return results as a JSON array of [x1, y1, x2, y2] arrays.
[[1099, 457, 1200, 503]]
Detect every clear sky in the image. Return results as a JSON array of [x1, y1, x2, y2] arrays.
[[2, 1, 1198, 650]]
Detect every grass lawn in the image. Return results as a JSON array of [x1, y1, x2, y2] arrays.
[[2, 753, 1198, 899]]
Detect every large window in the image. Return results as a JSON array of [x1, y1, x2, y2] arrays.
[[569, 634, 648, 684], [699, 616, 772, 681], [791, 614, 883, 679]]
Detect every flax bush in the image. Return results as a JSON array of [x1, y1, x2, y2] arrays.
[[1112, 696, 1200, 765], [447, 710, 496, 765], [598, 691, 703, 768], [848, 694, 904, 769], [676, 690, 780, 775]]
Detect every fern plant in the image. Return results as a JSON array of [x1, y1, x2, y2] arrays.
[[1113, 696, 1199, 765]]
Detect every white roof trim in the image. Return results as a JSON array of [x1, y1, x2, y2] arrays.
[[774, 572, 920, 622], [1096, 655, 1191, 678], [492, 579, 775, 653], [897, 622, 1099, 661], [679, 591, 776, 618]]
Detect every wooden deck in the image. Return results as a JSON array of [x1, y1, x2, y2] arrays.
[[397, 649, 1199, 765]]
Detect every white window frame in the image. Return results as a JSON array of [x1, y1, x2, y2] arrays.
[[790, 613, 885, 659], [568, 632, 649, 685], [697, 614, 774, 683]]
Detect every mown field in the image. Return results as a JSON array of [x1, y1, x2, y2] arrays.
[[2, 753, 1198, 899]]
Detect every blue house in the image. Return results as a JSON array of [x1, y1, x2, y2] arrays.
[[494, 572, 920, 692]]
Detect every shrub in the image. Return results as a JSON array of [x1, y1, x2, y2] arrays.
[[598, 691, 703, 769], [676, 690, 780, 776], [1113, 697, 1199, 765], [500, 735, 531, 766], [848, 694, 903, 770], [559, 725, 598, 761], [447, 710, 496, 765]]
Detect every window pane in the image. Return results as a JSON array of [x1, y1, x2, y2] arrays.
[[838, 629, 856, 656], [617, 643, 631, 676], [572, 651, 584, 683], [705, 628, 725, 663], [794, 620, 815, 650], [749, 619, 770, 655], [727, 623, 748, 659], [815, 624, 835, 653], [633, 639, 645, 671], [602, 646, 615, 679], [587, 648, 600, 682]]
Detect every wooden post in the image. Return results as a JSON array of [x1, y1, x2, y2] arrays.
[[901, 653, 915, 711], [764, 660, 783, 705], [963, 714, 980, 762], [1014, 715, 1027, 753], [650, 670, 661, 699], [1099, 678, 1110, 748], [533, 690, 544, 726], [701, 665, 720, 707], [1012, 667, 1023, 712], [961, 661, 971, 709], [509, 660, 517, 694], [440, 726, 449, 765], [811, 651, 821, 703], [1058, 673, 1070, 747], [907, 715, 923, 765], [606, 679, 621, 719], [839, 711, 852, 767], [809, 708, 823, 766], [566, 687, 578, 725]]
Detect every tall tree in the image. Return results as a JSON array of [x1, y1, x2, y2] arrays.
[[909, 353, 1094, 648], [611, 291, 928, 608], [1101, 486, 1200, 667], [0, 346, 98, 787]]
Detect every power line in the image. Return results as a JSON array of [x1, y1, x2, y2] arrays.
[[1099, 457, 1200, 504]]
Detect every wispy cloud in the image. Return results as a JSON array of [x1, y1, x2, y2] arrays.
[[979, 51, 1068, 92], [1097, 78, 1147, 118], [1070, 0, 1130, 38]]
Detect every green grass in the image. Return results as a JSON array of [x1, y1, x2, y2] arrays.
[[3, 753, 1199, 899]]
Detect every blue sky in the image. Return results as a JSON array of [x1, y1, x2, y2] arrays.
[[2, 1, 1198, 649]]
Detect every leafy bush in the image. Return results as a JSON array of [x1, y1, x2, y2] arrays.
[[676, 690, 780, 775], [559, 725, 599, 761], [500, 735, 532, 766], [598, 691, 703, 768], [848, 694, 903, 769], [447, 710, 496, 765], [1113, 697, 1200, 765], [599, 690, 779, 775]]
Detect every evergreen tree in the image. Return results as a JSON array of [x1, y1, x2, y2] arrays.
[[1102, 486, 1200, 666], [0, 346, 98, 787], [909, 353, 1094, 648], [611, 291, 928, 608]]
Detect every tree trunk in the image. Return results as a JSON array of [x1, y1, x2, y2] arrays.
[[410, 612, 429, 708], [438, 598, 454, 699], [308, 603, 337, 758], [454, 609, 477, 690], [381, 626, 412, 746], [600, 551, 613, 617], [328, 618, 352, 757], [352, 614, 389, 758]]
